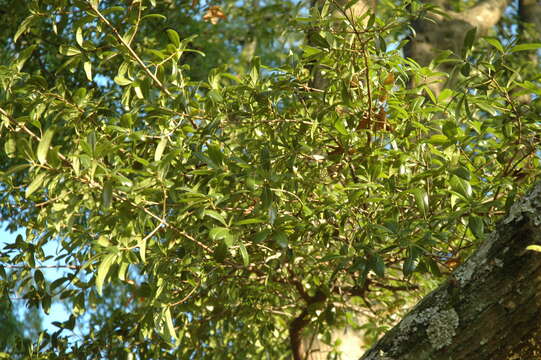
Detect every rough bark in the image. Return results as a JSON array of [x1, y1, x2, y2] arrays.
[[360, 182, 541, 360]]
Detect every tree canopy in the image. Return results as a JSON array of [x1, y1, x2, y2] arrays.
[[0, 0, 540, 358]]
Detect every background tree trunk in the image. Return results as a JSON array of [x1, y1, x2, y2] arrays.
[[404, 0, 511, 95]]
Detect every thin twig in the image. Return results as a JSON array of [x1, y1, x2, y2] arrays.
[[88, 1, 172, 96]]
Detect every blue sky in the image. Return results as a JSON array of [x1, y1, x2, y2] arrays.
[[1, 226, 70, 334]]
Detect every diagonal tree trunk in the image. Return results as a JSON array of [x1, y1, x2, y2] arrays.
[[360, 181, 541, 360]]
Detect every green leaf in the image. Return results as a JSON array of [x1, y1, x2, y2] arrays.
[[59, 45, 81, 56], [261, 185, 273, 210], [96, 236, 110, 247], [87, 131, 97, 154], [411, 188, 428, 215], [462, 27, 477, 57], [133, 84, 144, 99], [239, 243, 249, 266], [96, 253, 117, 296], [235, 218, 265, 226], [273, 231, 288, 248], [3, 164, 31, 177], [76, 27, 84, 47], [450, 167, 470, 181], [468, 215, 484, 239], [254, 229, 271, 243], [37, 128, 55, 164], [114, 75, 132, 86], [15, 45, 37, 71], [209, 227, 230, 240], [154, 137, 167, 162], [14, 14, 36, 43], [475, 101, 498, 115], [510, 43, 541, 53], [164, 307, 178, 341], [26, 172, 47, 197], [205, 210, 227, 226], [84, 61, 93, 81], [485, 38, 504, 53], [526, 245, 541, 252], [427, 134, 449, 145], [4, 136, 16, 158], [403, 255, 417, 277], [334, 119, 348, 135], [423, 85, 437, 104], [301, 45, 323, 59], [142, 13, 167, 21], [34, 269, 45, 289], [450, 175, 472, 199], [207, 89, 223, 102], [102, 181, 113, 209], [138, 235, 147, 263], [207, 145, 223, 167], [166, 29, 181, 48], [371, 254, 385, 278]]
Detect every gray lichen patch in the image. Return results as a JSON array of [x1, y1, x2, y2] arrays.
[[453, 231, 499, 286], [504, 182, 541, 226], [391, 305, 459, 354], [426, 308, 459, 350]]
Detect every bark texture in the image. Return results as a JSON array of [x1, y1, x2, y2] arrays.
[[360, 182, 541, 360]]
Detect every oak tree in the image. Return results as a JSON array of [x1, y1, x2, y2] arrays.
[[0, 0, 540, 359]]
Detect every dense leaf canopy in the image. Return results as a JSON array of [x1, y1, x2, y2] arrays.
[[0, 0, 540, 358]]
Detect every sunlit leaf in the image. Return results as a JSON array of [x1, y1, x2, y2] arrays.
[[96, 253, 117, 296], [510, 43, 541, 52], [205, 210, 227, 226], [526, 245, 541, 252], [154, 137, 167, 161], [37, 128, 54, 165], [25, 172, 47, 197]]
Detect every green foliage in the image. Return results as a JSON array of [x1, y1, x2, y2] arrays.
[[0, 0, 539, 358]]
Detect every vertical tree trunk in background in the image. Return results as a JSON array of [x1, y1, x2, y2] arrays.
[[359, 182, 541, 360], [517, 0, 541, 102], [404, 0, 511, 95], [519, 0, 541, 42]]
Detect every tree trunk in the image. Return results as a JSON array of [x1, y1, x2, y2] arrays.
[[404, 0, 511, 95], [360, 181, 541, 360]]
